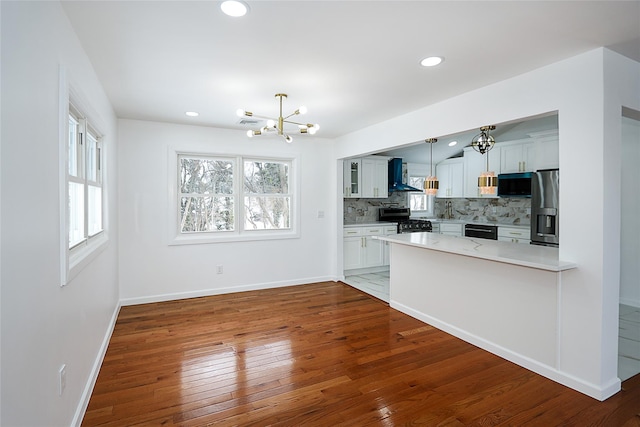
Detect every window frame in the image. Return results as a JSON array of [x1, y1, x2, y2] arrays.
[[59, 69, 109, 287], [169, 149, 299, 245], [407, 163, 435, 217]]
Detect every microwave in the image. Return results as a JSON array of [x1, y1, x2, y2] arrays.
[[497, 172, 532, 197]]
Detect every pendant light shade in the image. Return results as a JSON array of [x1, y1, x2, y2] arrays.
[[424, 138, 439, 195], [471, 126, 498, 195]]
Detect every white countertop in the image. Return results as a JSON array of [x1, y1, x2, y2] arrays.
[[344, 221, 397, 228], [376, 232, 576, 272], [413, 218, 530, 230]]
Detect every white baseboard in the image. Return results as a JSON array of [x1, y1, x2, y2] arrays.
[[391, 299, 621, 402], [620, 297, 640, 308], [119, 276, 336, 306], [72, 302, 122, 427]]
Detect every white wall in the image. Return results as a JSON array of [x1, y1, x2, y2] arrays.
[[1, 2, 119, 426], [335, 48, 640, 399], [620, 115, 640, 307], [118, 120, 337, 304]]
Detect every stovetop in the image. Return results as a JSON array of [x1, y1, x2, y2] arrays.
[[379, 207, 432, 233]]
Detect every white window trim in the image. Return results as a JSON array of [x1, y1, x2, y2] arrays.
[[59, 66, 109, 286], [167, 147, 300, 245]]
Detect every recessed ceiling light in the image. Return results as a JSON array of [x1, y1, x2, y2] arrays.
[[448, 140, 457, 147], [185, 111, 199, 117], [420, 56, 444, 67], [221, 1, 249, 17]]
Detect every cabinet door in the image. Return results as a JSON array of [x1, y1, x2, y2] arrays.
[[501, 142, 535, 173], [436, 159, 464, 198], [363, 236, 384, 267], [343, 236, 363, 270], [449, 161, 464, 197], [361, 158, 376, 198], [436, 163, 450, 198], [343, 159, 361, 198], [373, 159, 389, 198], [536, 137, 559, 170]]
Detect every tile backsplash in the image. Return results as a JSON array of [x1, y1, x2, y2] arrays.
[[343, 195, 531, 226], [435, 197, 531, 225], [343, 192, 407, 224]]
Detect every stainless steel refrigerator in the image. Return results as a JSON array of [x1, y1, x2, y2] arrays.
[[530, 169, 559, 247]]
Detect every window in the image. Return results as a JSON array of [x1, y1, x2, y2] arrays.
[[243, 159, 291, 230], [175, 153, 295, 243], [68, 104, 103, 250], [408, 176, 434, 215]]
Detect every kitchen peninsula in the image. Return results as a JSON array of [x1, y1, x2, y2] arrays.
[[376, 232, 580, 394]]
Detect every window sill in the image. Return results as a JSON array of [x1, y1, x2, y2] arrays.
[[169, 230, 299, 246], [66, 232, 109, 285]]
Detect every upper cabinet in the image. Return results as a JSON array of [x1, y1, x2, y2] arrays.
[[343, 159, 361, 198], [436, 158, 464, 198], [531, 130, 559, 170], [361, 156, 389, 198], [500, 141, 536, 173], [344, 156, 389, 198]]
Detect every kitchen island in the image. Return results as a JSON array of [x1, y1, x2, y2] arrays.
[[375, 232, 582, 396]]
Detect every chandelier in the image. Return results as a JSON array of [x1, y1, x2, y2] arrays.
[[471, 126, 497, 195], [236, 93, 320, 143], [424, 138, 439, 195]]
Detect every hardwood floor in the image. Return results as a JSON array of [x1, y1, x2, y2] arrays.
[[82, 282, 640, 426]]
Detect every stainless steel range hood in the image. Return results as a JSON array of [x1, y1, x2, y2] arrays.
[[388, 158, 421, 192]]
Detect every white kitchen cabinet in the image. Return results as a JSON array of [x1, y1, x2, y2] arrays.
[[439, 222, 463, 237], [436, 158, 464, 198], [382, 225, 398, 265], [343, 159, 361, 198], [343, 225, 391, 271], [344, 156, 389, 198], [498, 226, 531, 244], [500, 142, 536, 173], [531, 130, 559, 170], [463, 147, 501, 198], [361, 156, 390, 198]]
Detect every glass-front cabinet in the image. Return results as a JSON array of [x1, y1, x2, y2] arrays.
[[343, 159, 361, 198]]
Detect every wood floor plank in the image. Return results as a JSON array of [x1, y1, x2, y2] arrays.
[[82, 281, 640, 426]]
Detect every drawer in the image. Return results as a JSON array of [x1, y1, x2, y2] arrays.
[[440, 223, 463, 233], [384, 226, 398, 235], [343, 228, 364, 236], [498, 227, 530, 239], [364, 227, 385, 235]]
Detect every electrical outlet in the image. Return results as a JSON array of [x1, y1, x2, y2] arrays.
[[216, 265, 223, 274], [59, 364, 67, 396]]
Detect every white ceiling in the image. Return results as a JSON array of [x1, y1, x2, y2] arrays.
[[61, 0, 640, 151]]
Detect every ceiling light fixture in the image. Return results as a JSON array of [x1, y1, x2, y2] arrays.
[[185, 111, 199, 117], [420, 56, 444, 67], [236, 93, 319, 144], [471, 126, 497, 195], [220, 0, 249, 17], [424, 138, 439, 196], [448, 140, 457, 147]]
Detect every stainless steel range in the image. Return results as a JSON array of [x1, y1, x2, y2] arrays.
[[379, 207, 433, 233]]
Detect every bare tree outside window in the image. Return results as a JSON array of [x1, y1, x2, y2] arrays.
[[179, 157, 235, 232], [243, 161, 291, 230]]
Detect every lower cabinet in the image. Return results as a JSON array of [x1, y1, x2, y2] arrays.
[[344, 225, 396, 271], [498, 226, 531, 244], [440, 223, 463, 237]]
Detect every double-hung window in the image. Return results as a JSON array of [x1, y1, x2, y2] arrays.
[[175, 153, 295, 243], [68, 104, 103, 250], [408, 176, 434, 216]]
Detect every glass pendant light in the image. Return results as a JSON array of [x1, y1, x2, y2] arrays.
[[424, 138, 439, 195], [471, 126, 497, 195]]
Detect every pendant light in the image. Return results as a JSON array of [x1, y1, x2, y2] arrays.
[[424, 138, 439, 195], [471, 126, 497, 195]]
